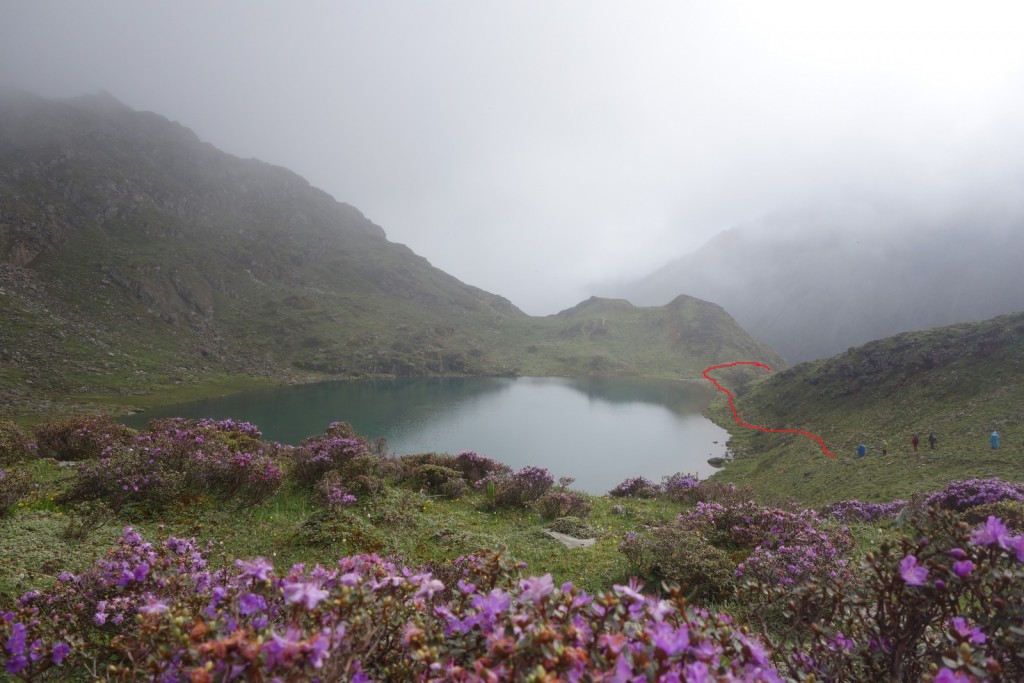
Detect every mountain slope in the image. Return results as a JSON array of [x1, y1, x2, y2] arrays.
[[707, 311, 1024, 505], [0, 90, 782, 418], [603, 203, 1024, 363]]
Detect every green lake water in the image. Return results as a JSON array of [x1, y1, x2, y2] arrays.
[[123, 376, 729, 494]]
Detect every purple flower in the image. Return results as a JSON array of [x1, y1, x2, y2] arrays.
[[283, 580, 330, 610], [650, 621, 690, 656], [5, 654, 27, 674], [899, 555, 928, 586], [471, 589, 511, 624], [827, 632, 855, 652], [950, 617, 987, 644], [235, 557, 274, 581], [612, 577, 645, 602], [1008, 534, 1024, 563], [934, 667, 974, 683], [5, 622, 26, 656], [970, 516, 1012, 549], [683, 661, 709, 682], [952, 560, 975, 577], [51, 641, 70, 665], [413, 576, 445, 601], [519, 574, 554, 604], [308, 630, 332, 669], [239, 592, 267, 616], [138, 595, 169, 615]]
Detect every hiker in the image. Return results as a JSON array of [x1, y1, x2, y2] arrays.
[[991, 431, 1000, 449], [911, 434, 919, 452], [857, 443, 867, 458], [929, 432, 937, 449], [880, 438, 888, 456]]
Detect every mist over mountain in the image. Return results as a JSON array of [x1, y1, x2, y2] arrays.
[[0, 90, 780, 416], [599, 199, 1024, 364]]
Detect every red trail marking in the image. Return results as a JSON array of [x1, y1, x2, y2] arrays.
[[702, 361, 837, 459]]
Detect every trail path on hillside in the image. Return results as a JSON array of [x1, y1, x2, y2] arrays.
[[703, 361, 837, 459]]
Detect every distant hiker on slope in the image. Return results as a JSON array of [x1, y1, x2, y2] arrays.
[[857, 443, 867, 458], [912, 434, 920, 452], [880, 438, 888, 456], [929, 432, 937, 449], [991, 431, 1000, 449]]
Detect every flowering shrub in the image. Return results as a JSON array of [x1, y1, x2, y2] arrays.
[[478, 465, 555, 509], [291, 422, 371, 489], [661, 472, 701, 500], [0, 468, 32, 517], [454, 449, 511, 484], [32, 414, 134, 461], [609, 476, 659, 498], [744, 509, 1024, 681], [820, 498, 909, 523], [409, 464, 468, 499], [533, 489, 593, 520], [315, 471, 358, 509], [925, 478, 1024, 512], [0, 421, 32, 464], [683, 480, 754, 506], [62, 418, 284, 509], [63, 441, 186, 508], [679, 501, 854, 587], [0, 528, 784, 681], [620, 528, 739, 602]]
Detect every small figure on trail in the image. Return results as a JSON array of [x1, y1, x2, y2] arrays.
[[929, 432, 937, 449], [857, 443, 867, 458], [991, 431, 1000, 449], [912, 434, 920, 452], [880, 438, 888, 456]]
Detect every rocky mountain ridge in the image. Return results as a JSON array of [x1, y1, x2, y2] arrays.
[[0, 90, 783, 418]]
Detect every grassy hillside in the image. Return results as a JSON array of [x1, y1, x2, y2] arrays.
[[0, 90, 782, 420], [708, 312, 1024, 505]]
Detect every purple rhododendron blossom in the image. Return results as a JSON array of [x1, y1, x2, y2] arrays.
[[950, 617, 986, 644], [413, 576, 444, 601], [283, 581, 330, 609], [519, 574, 554, 604], [50, 641, 70, 665], [1008, 534, 1024, 563], [138, 595, 169, 615], [649, 621, 690, 657], [239, 592, 267, 616], [970, 516, 1012, 549], [235, 557, 274, 581], [934, 667, 974, 683], [899, 555, 928, 586], [4, 622, 26, 657], [952, 560, 975, 577]]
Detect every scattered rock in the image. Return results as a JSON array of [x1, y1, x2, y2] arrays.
[[543, 530, 595, 549]]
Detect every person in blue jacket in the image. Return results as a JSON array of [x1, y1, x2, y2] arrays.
[[857, 443, 867, 458], [991, 431, 1000, 449]]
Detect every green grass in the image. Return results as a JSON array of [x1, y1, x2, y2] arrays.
[[707, 313, 1024, 505], [1, 460, 691, 603]]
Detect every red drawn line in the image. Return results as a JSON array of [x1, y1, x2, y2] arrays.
[[702, 361, 837, 459]]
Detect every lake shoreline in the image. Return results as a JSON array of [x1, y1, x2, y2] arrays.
[[118, 375, 729, 495]]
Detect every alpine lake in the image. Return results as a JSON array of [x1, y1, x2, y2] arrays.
[[122, 377, 730, 495]]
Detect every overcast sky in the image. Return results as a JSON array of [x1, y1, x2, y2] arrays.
[[2, 1, 1023, 314]]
